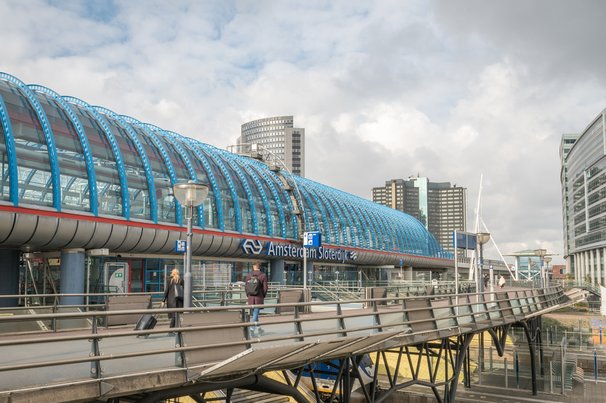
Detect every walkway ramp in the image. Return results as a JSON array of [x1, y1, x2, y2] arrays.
[[0, 286, 573, 402]]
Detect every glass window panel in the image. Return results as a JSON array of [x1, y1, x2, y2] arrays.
[[0, 81, 53, 207], [102, 115, 150, 220], [36, 93, 90, 212], [69, 104, 122, 216], [0, 104, 9, 201], [129, 125, 175, 223], [184, 143, 219, 229]]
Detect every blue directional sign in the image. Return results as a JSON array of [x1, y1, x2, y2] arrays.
[[303, 231, 322, 248], [453, 231, 477, 250], [175, 240, 187, 253]]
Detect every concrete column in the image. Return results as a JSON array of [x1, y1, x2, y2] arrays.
[[405, 266, 414, 281], [594, 249, 602, 285], [582, 252, 586, 282], [0, 249, 20, 307], [270, 259, 285, 284], [590, 250, 596, 284], [59, 248, 85, 306]]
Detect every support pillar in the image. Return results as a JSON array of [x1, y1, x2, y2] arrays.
[[594, 249, 604, 285], [404, 265, 414, 281], [270, 259, 285, 284], [590, 250, 595, 285], [0, 249, 20, 307], [59, 248, 85, 306]]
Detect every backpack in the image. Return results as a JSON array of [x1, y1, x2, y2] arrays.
[[245, 275, 261, 296]]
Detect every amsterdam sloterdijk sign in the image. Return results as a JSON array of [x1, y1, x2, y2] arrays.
[[240, 239, 357, 262]]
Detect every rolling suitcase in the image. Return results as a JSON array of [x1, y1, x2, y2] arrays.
[[134, 314, 157, 331]]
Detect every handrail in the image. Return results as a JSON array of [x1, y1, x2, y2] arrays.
[[0, 286, 571, 400]]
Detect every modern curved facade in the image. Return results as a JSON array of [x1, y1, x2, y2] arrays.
[[240, 116, 305, 177], [560, 108, 606, 285], [0, 72, 454, 304]]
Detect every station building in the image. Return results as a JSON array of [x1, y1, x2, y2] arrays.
[[0, 72, 451, 306]]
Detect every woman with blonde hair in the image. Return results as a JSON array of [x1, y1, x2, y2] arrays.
[[163, 268, 184, 328]]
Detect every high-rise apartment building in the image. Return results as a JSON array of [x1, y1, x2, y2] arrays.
[[237, 116, 305, 177], [560, 109, 606, 284], [372, 177, 466, 254]]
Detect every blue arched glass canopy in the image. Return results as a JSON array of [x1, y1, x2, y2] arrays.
[[0, 72, 447, 259]]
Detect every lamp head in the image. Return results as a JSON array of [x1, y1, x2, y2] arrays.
[[173, 181, 209, 207], [477, 232, 491, 245]]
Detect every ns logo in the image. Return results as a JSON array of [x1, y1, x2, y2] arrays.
[[240, 239, 264, 255]]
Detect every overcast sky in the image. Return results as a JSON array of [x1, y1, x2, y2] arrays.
[[2, 0, 605, 263]]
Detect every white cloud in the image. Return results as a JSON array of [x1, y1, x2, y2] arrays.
[[1, 0, 606, 264]]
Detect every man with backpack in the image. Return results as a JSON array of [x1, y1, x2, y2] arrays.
[[245, 261, 268, 336]]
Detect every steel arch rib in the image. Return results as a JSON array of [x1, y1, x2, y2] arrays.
[[120, 115, 182, 225], [298, 185, 321, 234], [264, 167, 298, 238], [299, 179, 335, 244], [384, 208, 406, 253], [158, 129, 206, 227], [94, 107, 158, 223], [362, 201, 392, 251], [195, 142, 242, 233], [177, 137, 223, 230], [63, 96, 130, 219], [214, 148, 258, 234], [246, 161, 288, 238], [326, 187, 363, 248], [0, 94, 18, 206], [355, 200, 383, 250], [0, 73, 61, 210], [310, 183, 350, 246], [322, 187, 356, 247], [304, 185, 335, 243], [232, 155, 275, 237], [28, 85, 99, 215], [370, 206, 394, 251], [224, 152, 272, 235], [306, 181, 342, 245], [351, 197, 380, 250]]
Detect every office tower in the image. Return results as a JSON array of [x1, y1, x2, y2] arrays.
[[372, 177, 466, 254], [560, 109, 606, 284], [238, 116, 305, 177]]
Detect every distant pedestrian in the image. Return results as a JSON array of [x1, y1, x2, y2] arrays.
[[245, 261, 268, 336], [498, 275, 506, 289], [483, 273, 489, 289], [163, 268, 184, 328]]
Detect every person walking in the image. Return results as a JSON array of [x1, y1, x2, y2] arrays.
[[498, 274, 506, 289], [163, 268, 184, 328], [245, 261, 268, 336]]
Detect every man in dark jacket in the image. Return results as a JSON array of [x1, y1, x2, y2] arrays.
[[245, 261, 268, 335]]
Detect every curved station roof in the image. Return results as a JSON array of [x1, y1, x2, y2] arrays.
[[0, 72, 449, 266]]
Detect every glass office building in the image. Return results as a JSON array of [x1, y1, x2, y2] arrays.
[[560, 109, 606, 285]]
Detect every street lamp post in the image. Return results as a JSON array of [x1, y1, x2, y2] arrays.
[[534, 248, 547, 288], [477, 232, 491, 294], [173, 181, 209, 308]]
